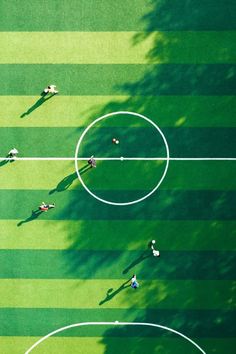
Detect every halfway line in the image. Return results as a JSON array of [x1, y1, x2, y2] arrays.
[[0, 157, 236, 161]]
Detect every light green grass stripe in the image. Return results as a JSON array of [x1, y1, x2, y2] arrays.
[[0, 279, 234, 310], [0, 32, 235, 64], [0, 337, 235, 354], [0, 161, 235, 191], [0, 220, 235, 251], [0, 96, 235, 128], [0, 32, 151, 64], [0, 161, 78, 191]]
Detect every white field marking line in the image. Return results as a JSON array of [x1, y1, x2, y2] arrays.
[[0, 157, 236, 161], [75, 111, 170, 206], [25, 321, 206, 354]]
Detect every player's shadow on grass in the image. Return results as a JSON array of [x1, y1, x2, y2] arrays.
[[0, 159, 9, 167], [122, 251, 152, 274], [20, 93, 55, 118], [79, 164, 91, 175], [49, 166, 90, 195], [17, 209, 43, 227], [49, 172, 78, 194], [99, 279, 131, 306], [0, 155, 17, 167]]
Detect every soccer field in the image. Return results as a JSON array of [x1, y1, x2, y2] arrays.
[[0, 0, 236, 353]]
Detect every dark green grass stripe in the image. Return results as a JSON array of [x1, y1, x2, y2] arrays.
[[0, 190, 235, 220], [78, 127, 236, 158], [0, 308, 235, 337], [142, 0, 236, 31], [0, 250, 235, 280], [1, 96, 235, 128], [0, 0, 235, 31], [0, 65, 235, 95], [83, 96, 236, 128], [0, 127, 236, 157]]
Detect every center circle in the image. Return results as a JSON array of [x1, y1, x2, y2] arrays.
[[75, 111, 170, 206]]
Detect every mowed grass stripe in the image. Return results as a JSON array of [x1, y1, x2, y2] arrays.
[[0, 337, 235, 354], [0, 96, 235, 128], [0, 161, 236, 191], [0, 279, 234, 310], [0, 250, 235, 280], [0, 127, 236, 157], [0, 308, 235, 337], [0, 32, 235, 64], [0, 0, 235, 31], [0, 190, 235, 220], [76, 161, 236, 193], [0, 32, 152, 65], [0, 64, 235, 95], [0, 220, 235, 251]]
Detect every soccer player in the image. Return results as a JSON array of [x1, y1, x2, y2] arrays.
[[8, 148, 19, 160], [151, 240, 160, 257], [39, 202, 55, 212], [131, 274, 139, 289], [88, 156, 96, 168], [43, 85, 58, 94]]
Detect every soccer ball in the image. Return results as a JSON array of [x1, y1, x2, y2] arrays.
[[152, 240, 156, 244], [115, 140, 119, 144]]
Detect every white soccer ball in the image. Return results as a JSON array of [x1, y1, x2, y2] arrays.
[[115, 140, 119, 144], [152, 240, 156, 244]]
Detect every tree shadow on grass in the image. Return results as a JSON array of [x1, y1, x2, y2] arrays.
[[17, 209, 43, 227], [141, 0, 236, 32], [20, 93, 55, 118], [57, 185, 236, 281], [98, 308, 236, 354], [99, 279, 131, 306], [79, 0, 235, 129], [57, 190, 235, 352], [62, 249, 236, 281], [55, 2, 236, 352], [59, 189, 236, 222]]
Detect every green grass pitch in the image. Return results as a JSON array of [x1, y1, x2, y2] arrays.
[[0, 0, 235, 353]]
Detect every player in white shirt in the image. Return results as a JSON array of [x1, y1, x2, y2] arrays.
[[44, 85, 58, 94], [151, 240, 160, 257], [8, 148, 19, 160]]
